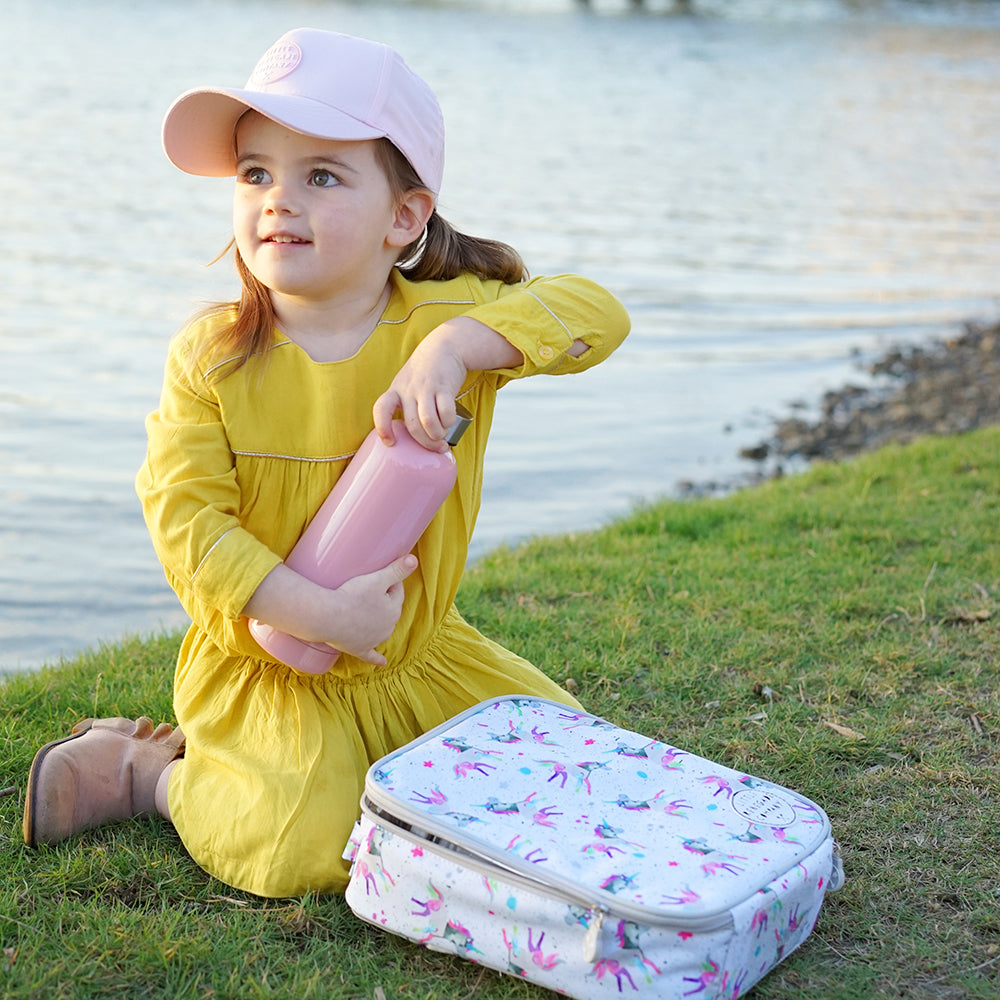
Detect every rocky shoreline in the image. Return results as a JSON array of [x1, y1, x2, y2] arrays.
[[683, 319, 1000, 495], [753, 318, 1000, 463]]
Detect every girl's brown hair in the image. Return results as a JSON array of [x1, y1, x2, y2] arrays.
[[193, 138, 527, 378]]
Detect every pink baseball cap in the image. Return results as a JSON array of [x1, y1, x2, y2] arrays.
[[161, 28, 445, 196]]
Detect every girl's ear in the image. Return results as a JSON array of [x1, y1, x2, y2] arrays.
[[388, 189, 435, 248]]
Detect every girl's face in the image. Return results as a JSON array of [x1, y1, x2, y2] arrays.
[[232, 112, 406, 309]]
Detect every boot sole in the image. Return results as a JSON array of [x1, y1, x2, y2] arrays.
[[22, 721, 95, 847]]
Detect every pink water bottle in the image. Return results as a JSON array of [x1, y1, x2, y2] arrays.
[[248, 405, 472, 673]]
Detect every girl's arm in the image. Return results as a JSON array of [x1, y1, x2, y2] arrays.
[[242, 555, 417, 666], [374, 273, 627, 449], [139, 326, 417, 665], [372, 314, 592, 451]]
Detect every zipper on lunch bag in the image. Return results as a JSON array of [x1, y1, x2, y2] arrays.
[[360, 796, 734, 935]]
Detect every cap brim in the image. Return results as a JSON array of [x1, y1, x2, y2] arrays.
[[162, 87, 386, 177]]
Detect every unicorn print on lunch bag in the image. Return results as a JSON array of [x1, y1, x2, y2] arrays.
[[344, 697, 843, 1000]]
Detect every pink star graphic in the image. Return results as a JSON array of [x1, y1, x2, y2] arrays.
[[423, 761, 434, 768], [411, 846, 424, 857]]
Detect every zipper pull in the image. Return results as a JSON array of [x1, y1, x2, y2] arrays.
[[583, 909, 605, 963], [828, 840, 846, 892], [341, 819, 364, 863]]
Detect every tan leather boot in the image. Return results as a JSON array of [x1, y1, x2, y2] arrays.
[[23, 717, 185, 847]]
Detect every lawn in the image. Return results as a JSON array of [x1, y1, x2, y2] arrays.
[[2, 427, 998, 999]]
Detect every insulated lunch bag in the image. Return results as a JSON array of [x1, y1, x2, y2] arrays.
[[344, 696, 843, 999]]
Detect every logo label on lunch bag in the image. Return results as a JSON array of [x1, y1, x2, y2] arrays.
[[731, 788, 797, 827]]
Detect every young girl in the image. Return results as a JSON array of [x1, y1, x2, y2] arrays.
[[23, 27, 629, 897]]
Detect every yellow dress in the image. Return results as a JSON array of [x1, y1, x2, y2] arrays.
[[136, 269, 629, 897]]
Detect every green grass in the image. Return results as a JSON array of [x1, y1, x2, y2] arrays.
[[3, 427, 999, 999]]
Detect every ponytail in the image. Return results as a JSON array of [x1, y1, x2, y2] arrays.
[[190, 137, 526, 380], [375, 138, 527, 284], [398, 211, 527, 284]]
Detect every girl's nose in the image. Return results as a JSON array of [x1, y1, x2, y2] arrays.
[[263, 183, 299, 215]]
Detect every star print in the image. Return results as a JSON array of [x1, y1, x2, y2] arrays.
[[423, 761, 434, 768], [411, 847, 424, 857]]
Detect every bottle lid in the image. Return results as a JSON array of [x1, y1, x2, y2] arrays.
[[445, 402, 473, 446]]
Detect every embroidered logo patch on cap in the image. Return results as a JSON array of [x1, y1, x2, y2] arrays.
[[248, 41, 302, 87]]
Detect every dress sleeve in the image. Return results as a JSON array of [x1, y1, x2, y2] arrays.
[[135, 333, 282, 622], [463, 274, 630, 381]]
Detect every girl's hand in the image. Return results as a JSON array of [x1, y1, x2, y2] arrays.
[[372, 317, 523, 451], [372, 330, 466, 452], [244, 555, 418, 666], [323, 555, 417, 664]]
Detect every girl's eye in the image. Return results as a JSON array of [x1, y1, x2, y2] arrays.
[[241, 166, 269, 185], [310, 169, 339, 188]]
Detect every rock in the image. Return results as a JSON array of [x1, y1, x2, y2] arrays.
[[747, 320, 1000, 465]]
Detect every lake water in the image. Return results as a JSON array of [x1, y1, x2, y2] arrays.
[[3, 0, 999, 672]]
